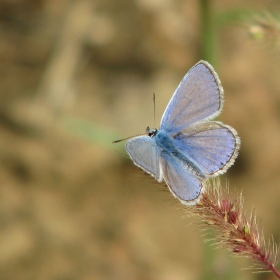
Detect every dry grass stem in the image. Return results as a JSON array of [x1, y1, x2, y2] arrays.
[[184, 180, 280, 277]]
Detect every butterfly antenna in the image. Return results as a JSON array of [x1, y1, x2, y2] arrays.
[[112, 133, 144, 144], [153, 92, 156, 127]]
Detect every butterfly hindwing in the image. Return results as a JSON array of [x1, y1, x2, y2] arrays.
[[160, 151, 204, 205], [173, 121, 240, 176]]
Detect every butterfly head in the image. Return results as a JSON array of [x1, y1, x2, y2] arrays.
[[146, 126, 158, 138]]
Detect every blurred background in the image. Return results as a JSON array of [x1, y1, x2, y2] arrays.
[[0, 0, 280, 279]]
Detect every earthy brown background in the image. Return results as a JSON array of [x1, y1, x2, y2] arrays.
[[0, 0, 280, 279]]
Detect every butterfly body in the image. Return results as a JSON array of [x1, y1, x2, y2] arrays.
[[125, 61, 240, 205], [151, 128, 206, 180]]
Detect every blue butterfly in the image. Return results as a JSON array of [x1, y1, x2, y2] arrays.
[[124, 61, 240, 205]]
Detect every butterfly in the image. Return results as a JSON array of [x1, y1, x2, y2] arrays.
[[121, 61, 240, 205]]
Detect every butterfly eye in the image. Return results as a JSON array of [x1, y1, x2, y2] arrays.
[[147, 128, 157, 137]]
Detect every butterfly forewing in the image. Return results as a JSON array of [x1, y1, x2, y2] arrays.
[[160, 61, 223, 134], [126, 136, 162, 181]]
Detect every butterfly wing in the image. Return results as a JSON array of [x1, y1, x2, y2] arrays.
[[160, 151, 204, 205], [126, 136, 162, 181], [174, 121, 240, 176], [160, 61, 223, 134]]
